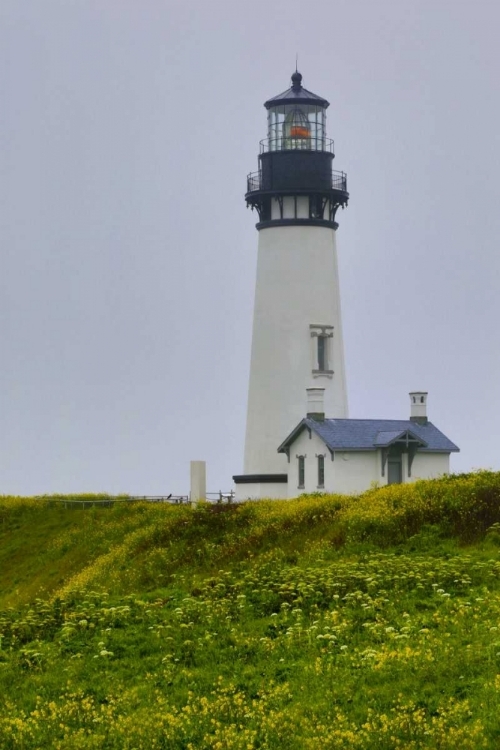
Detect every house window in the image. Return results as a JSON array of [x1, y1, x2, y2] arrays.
[[317, 455, 325, 488], [298, 456, 305, 488]]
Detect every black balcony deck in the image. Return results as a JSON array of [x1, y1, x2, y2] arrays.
[[247, 168, 347, 194]]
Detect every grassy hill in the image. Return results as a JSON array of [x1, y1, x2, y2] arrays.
[[1, 472, 500, 748]]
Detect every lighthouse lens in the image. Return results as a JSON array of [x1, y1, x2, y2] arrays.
[[267, 104, 326, 152]]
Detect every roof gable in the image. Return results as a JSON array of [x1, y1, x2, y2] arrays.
[[277, 419, 310, 454], [373, 429, 428, 448]]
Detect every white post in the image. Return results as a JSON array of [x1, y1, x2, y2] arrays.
[[190, 461, 206, 504]]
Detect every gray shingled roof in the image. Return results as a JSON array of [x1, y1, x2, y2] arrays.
[[265, 85, 329, 109], [278, 419, 459, 454]]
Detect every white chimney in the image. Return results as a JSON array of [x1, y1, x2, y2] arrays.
[[307, 387, 325, 421], [409, 391, 428, 424]]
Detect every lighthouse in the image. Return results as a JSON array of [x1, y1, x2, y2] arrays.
[[233, 71, 350, 500]]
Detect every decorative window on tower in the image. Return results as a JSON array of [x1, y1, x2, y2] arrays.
[[310, 324, 334, 378], [317, 335, 327, 371]]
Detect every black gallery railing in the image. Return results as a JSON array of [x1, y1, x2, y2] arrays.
[[247, 169, 347, 194]]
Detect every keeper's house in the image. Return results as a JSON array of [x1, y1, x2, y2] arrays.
[[275, 389, 459, 497]]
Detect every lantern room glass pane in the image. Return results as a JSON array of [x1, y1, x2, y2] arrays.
[[267, 105, 326, 151]]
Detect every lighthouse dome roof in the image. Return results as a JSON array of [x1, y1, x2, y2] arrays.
[[264, 71, 329, 110]]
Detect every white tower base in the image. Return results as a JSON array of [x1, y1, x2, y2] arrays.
[[235, 222, 348, 501]]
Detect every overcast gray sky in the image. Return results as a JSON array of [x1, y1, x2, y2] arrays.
[[1, 0, 499, 495]]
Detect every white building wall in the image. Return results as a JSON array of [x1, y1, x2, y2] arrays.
[[282, 197, 295, 219], [286, 429, 381, 497], [285, 428, 451, 498], [287, 428, 332, 495], [271, 198, 281, 220], [331, 451, 382, 494], [296, 196, 309, 219], [235, 481, 288, 502], [409, 452, 450, 480], [244, 225, 348, 476]]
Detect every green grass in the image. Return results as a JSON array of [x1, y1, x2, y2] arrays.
[[1, 472, 500, 748]]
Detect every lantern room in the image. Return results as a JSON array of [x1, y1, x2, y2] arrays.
[[265, 71, 329, 152], [245, 71, 348, 228]]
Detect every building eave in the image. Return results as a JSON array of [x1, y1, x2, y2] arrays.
[[277, 418, 310, 454], [280, 417, 459, 454]]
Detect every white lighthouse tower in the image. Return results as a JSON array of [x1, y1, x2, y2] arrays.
[[234, 71, 349, 500]]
